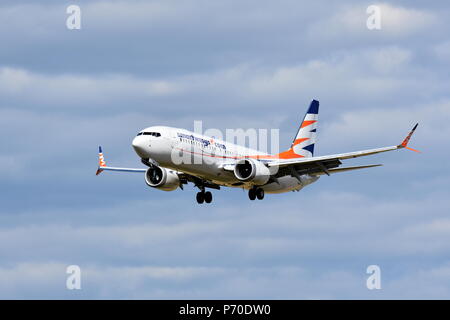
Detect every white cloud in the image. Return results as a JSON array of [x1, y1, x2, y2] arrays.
[[307, 3, 436, 42], [368, 46, 411, 73], [2, 190, 450, 262], [319, 99, 450, 153], [2, 259, 450, 298], [377, 3, 436, 36], [385, 264, 450, 299], [0, 44, 439, 115], [0, 67, 178, 101]]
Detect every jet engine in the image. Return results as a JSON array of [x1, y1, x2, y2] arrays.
[[233, 159, 271, 185], [144, 166, 180, 191]]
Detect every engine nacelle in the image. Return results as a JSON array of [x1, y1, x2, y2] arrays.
[[233, 159, 271, 185], [144, 166, 179, 191]]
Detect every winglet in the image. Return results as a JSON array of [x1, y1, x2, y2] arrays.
[[399, 123, 420, 153], [96, 146, 107, 175]]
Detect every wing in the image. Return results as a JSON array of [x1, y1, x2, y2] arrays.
[[95, 146, 146, 175], [268, 124, 419, 176], [95, 146, 222, 190], [312, 164, 383, 176]]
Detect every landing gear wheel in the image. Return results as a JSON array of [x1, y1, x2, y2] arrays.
[[256, 188, 265, 200], [204, 191, 212, 203], [196, 192, 205, 204], [248, 188, 256, 200]]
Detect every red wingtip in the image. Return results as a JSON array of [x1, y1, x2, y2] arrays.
[[405, 146, 421, 153]]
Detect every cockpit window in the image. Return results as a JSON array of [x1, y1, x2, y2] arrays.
[[142, 132, 161, 137], [136, 132, 143, 136]]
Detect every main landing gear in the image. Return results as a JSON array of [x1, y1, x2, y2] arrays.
[[196, 190, 213, 204], [248, 187, 264, 201]]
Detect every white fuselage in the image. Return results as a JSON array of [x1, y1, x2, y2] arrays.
[[131, 126, 319, 193]]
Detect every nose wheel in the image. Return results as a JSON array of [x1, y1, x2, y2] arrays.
[[196, 191, 212, 204], [249, 187, 264, 200]]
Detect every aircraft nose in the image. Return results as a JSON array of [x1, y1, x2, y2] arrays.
[[132, 136, 140, 148], [132, 135, 148, 158]]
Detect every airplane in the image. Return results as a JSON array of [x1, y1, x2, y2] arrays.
[[96, 100, 419, 204]]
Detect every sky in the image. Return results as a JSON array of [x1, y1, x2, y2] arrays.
[[0, 0, 449, 299]]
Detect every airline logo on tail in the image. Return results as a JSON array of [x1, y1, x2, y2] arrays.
[[277, 99, 319, 159]]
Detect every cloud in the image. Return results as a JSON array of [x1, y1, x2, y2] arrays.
[[377, 3, 436, 35], [2, 44, 445, 119], [2, 187, 450, 299], [318, 99, 450, 153], [2, 190, 450, 263], [2, 260, 450, 299], [307, 3, 436, 41], [246, 47, 416, 99], [0, 67, 177, 106]]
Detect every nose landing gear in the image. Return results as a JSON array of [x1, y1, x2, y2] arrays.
[[248, 187, 264, 200]]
